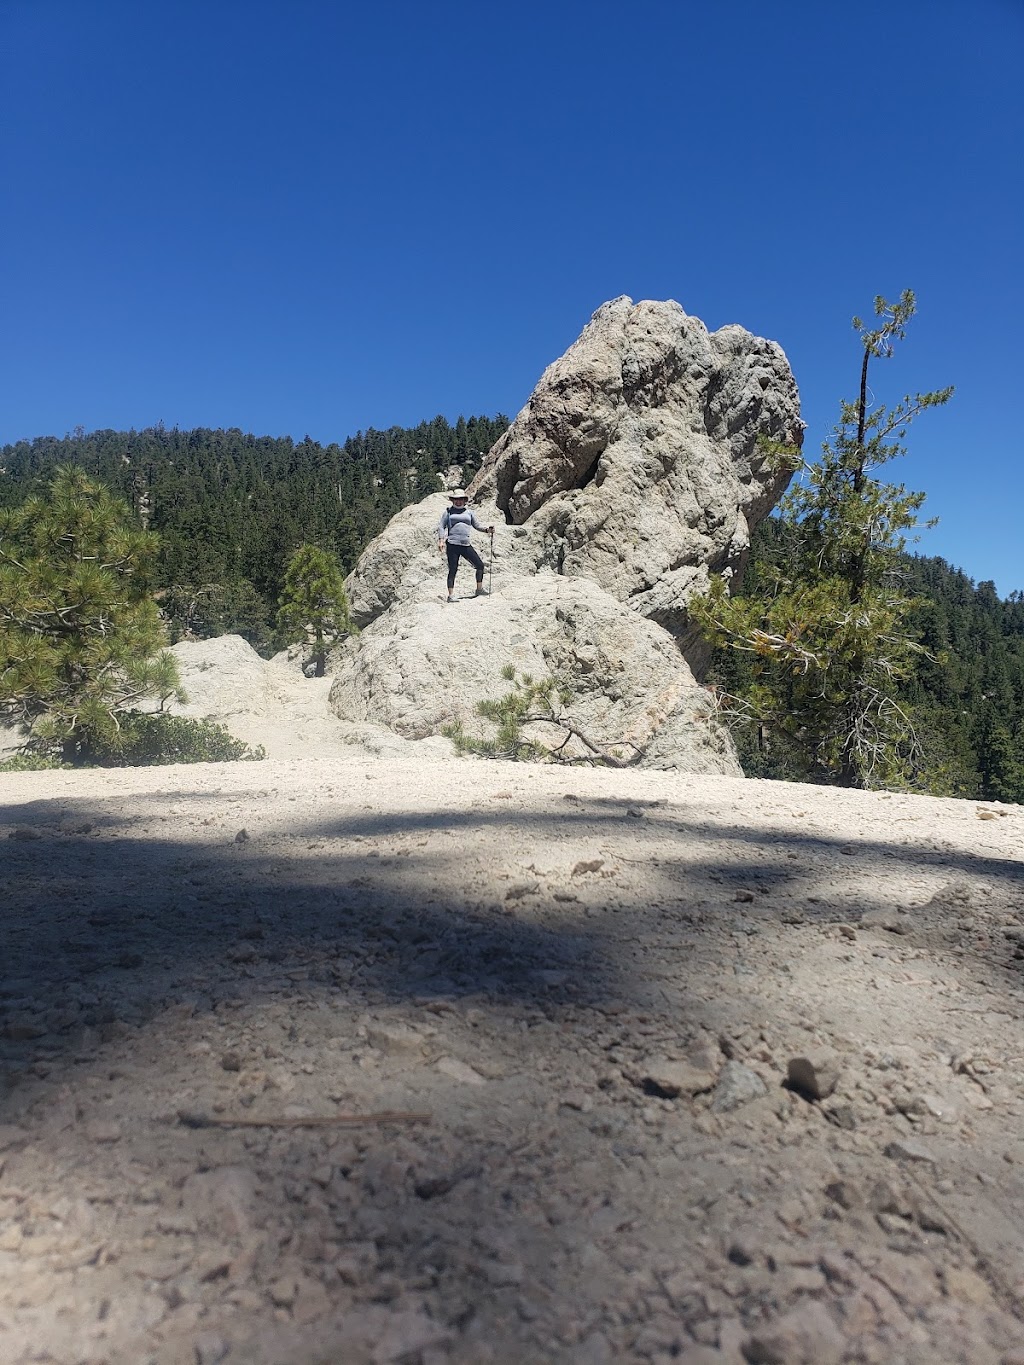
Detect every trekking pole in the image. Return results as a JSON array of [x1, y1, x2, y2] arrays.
[[488, 527, 494, 596]]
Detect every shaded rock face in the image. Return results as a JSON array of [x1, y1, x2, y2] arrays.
[[333, 297, 801, 771]]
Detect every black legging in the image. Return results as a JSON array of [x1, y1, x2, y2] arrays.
[[446, 542, 485, 591]]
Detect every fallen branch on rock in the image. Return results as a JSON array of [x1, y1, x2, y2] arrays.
[[444, 667, 646, 767]]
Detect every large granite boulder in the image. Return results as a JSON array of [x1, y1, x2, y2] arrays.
[[332, 297, 801, 770], [329, 573, 735, 773]]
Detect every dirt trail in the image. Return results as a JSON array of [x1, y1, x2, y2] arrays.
[[1, 754, 1023, 1364]]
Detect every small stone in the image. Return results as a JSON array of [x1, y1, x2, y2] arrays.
[[435, 1056, 486, 1086], [234, 828, 250, 844], [268, 1274, 299, 1308], [640, 1059, 716, 1099], [943, 1266, 993, 1307], [368, 1307, 452, 1362], [884, 1137, 937, 1166], [572, 859, 604, 876], [157, 1211, 199, 1234], [193, 1332, 231, 1365], [483, 1259, 524, 1286], [823, 1103, 858, 1130], [571, 1331, 614, 1363], [84, 1120, 122, 1143], [734, 888, 755, 902], [742, 1301, 845, 1364], [220, 1051, 243, 1072], [711, 1061, 768, 1113], [838, 924, 857, 940], [860, 906, 911, 934], [787, 1051, 842, 1102], [824, 1178, 864, 1210], [531, 968, 569, 987], [504, 879, 540, 900], [366, 1022, 427, 1056]]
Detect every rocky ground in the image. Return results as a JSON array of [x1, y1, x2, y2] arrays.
[[2, 739, 1024, 1365]]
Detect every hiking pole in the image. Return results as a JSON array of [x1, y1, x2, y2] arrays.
[[488, 527, 494, 597]]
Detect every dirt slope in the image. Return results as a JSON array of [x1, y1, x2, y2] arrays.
[[1, 753, 1023, 1364]]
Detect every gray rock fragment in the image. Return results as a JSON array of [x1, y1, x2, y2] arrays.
[[710, 1061, 768, 1112], [884, 1138, 937, 1166]]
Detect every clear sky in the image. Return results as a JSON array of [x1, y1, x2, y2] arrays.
[[3, 0, 1022, 594]]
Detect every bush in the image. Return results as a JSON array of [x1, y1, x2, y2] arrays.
[[81, 713, 265, 766], [0, 752, 67, 772]]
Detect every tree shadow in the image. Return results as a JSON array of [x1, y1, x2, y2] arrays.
[[2, 783, 1024, 1361]]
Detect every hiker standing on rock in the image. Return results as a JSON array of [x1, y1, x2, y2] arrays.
[[437, 489, 493, 603]]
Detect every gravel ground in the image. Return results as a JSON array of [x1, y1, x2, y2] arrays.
[[2, 748, 1024, 1365]]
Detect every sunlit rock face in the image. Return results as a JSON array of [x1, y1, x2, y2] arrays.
[[332, 297, 801, 771]]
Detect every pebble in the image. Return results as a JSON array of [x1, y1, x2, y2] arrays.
[[435, 1056, 486, 1085], [504, 879, 540, 900], [860, 906, 911, 934], [884, 1137, 937, 1166], [572, 859, 604, 876], [711, 1062, 768, 1113], [84, 1120, 123, 1144], [640, 1058, 716, 1099], [366, 1022, 426, 1056], [192, 1330, 231, 1365], [787, 1051, 842, 1102], [743, 1301, 845, 1364]]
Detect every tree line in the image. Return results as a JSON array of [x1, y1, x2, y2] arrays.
[[0, 415, 508, 653]]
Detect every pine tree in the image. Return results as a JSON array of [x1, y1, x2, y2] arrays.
[[0, 465, 181, 761], [276, 544, 354, 677], [692, 291, 953, 788]]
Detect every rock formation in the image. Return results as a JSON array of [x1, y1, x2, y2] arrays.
[[331, 297, 801, 771]]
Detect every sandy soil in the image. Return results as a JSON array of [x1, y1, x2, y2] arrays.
[[2, 732, 1024, 1363]]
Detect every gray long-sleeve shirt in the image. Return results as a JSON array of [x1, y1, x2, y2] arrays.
[[437, 507, 486, 546]]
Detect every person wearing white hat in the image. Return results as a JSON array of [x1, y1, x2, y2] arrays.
[[436, 489, 493, 603]]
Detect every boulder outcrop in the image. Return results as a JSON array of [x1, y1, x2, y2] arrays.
[[332, 297, 801, 771], [329, 573, 735, 772]]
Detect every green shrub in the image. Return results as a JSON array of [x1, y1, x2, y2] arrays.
[[81, 712, 265, 766], [0, 752, 67, 772]]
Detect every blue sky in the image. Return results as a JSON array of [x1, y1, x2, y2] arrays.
[[3, 0, 1022, 594]]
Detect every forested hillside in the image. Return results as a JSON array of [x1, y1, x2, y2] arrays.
[[0, 417, 507, 649], [2, 421, 1020, 800], [711, 518, 1024, 802]]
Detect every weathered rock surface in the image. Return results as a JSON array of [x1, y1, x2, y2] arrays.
[[329, 573, 736, 772], [333, 297, 802, 769], [346, 298, 801, 648], [469, 296, 802, 651]]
